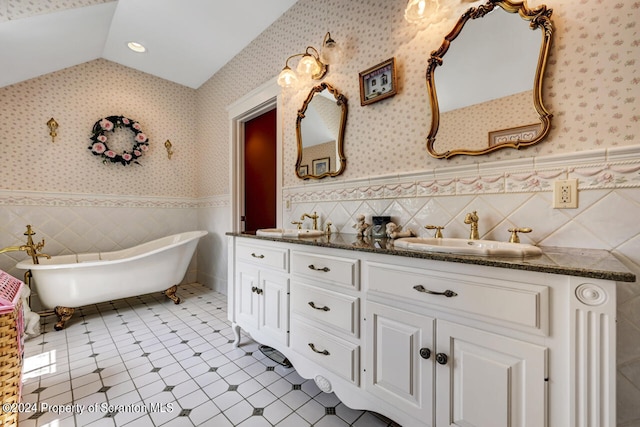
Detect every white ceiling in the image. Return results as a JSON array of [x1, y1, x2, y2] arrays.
[[0, 0, 298, 89]]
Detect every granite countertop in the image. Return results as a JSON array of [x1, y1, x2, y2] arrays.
[[227, 232, 636, 283]]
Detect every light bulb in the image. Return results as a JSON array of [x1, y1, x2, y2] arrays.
[[404, 0, 439, 24], [320, 35, 342, 65], [277, 66, 298, 88], [296, 54, 322, 77]]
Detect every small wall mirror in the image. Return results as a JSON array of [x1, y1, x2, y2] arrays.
[[426, 0, 553, 158], [296, 83, 347, 179]]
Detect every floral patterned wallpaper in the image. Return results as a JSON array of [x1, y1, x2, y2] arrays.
[[197, 0, 639, 194], [0, 59, 198, 197]]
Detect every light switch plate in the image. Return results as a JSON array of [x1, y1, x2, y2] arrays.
[[553, 179, 578, 208]]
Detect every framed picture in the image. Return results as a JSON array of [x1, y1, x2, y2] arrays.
[[299, 164, 308, 176], [488, 123, 540, 147], [312, 158, 330, 176], [359, 57, 397, 106]]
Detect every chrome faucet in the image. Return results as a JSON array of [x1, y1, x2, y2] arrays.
[[300, 212, 319, 230], [464, 211, 480, 240]]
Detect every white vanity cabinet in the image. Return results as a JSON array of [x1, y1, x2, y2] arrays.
[[289, 250, 361, 385], [364, 258, 549, 427], [232, 240, 290, 346], [227, 235, 624, 427]]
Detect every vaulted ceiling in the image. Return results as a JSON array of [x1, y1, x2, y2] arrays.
[[0, 0, 298, 89]]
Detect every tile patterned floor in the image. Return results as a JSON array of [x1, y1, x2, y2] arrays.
[[19, 283, 396, 426]]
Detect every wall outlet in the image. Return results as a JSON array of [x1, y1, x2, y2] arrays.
[[553, 179, 578, 208]]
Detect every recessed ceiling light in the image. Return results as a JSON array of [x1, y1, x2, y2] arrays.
[[127, 42, 146, 53]]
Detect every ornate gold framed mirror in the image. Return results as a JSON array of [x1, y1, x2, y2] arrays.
[[426, 0, 553, 159], [296, 82, 347, 179]]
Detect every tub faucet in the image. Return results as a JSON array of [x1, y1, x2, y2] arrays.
[[464, 211, 480, 240], [301, 212, 319, 230], [0, 225, 51, 264]]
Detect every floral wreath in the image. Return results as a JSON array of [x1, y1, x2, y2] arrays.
[[88, 115, 149, 165]]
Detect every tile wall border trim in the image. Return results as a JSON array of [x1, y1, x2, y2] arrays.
[[0, 190, 200, 208], [0, 190, 232, 209], [284, 145, 640, 203]]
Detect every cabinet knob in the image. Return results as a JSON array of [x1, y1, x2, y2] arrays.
[[251, 286, 258, 293], [419, 348, 431, 359], [436, 353, 448, 365]]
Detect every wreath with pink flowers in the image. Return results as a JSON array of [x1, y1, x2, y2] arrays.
[[88, 115, 149, 165]]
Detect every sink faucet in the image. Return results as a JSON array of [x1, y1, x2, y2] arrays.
[[464, 211, 480, 240], [300, 212, 319, 230]]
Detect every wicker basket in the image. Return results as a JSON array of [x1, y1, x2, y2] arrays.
[[0, 271, 24, 427]]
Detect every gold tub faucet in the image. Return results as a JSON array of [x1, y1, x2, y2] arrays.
[[0, 225, 51, 264], [300, 212, 319, 230]]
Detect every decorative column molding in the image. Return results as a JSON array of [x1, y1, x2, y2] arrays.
[[570, 277, 616, 427]]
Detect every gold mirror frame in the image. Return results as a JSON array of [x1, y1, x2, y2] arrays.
[[426, 0, 553, 159], [295, 82, 347, 179]]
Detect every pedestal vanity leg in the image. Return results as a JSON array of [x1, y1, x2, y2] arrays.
[[231, 323, 241, 347]]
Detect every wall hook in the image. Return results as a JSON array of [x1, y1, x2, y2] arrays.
[[164, 140, 174, 160], [46, 118, 58, 142]]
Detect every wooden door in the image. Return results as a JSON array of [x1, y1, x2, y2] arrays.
[[244, 109, 276, 232]]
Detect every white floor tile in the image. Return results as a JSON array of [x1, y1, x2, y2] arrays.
[[20, 283, 396, 427]]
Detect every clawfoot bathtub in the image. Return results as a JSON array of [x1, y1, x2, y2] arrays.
[[16, 230, 207, 330]]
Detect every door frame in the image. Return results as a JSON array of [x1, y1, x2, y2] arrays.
[[227, 77, 282, 232]]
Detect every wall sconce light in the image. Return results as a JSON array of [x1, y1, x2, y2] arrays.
[[46, 117, 58, 142], [277, 32, 342, 88], [404, 0, 440, 24], [164, 140, 174, 160]]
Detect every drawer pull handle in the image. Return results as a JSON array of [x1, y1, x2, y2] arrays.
[[413, 285, 457, 298], [308, 343, 330, 355], [308, 302, 330, 312], [308, 264, 330, 272], [436, 353, 448, 365], [251, 253, 265, 259], [419, 348, 431, 359]]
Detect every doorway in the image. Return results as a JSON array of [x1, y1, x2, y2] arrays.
[[228, 77, 282, 233], [244, 109, 277, 232]]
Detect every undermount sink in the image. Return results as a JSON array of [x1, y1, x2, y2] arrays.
[[256, 228, 324, 238], [393, 237, 542, 257]]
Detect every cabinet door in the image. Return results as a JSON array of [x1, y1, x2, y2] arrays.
[[236, 263, 260, 329], [260, 270, 289, 345], [365, 301, 435, 426], [436, 320, 547, 427]]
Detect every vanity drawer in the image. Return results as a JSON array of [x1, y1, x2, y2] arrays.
[[291, 282, 359, 337], [366, 261, 549, 334], [236, 241, 288, 272], [291, 251, 359, 289], [291, 318, 360, 385]]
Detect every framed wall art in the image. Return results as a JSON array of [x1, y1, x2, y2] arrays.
[[359, 57, 397, 106], [312, 158, 330, 176]]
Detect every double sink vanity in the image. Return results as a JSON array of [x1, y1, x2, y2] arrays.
[[229, 0, 635, 424], [227, 229, 634, 427]]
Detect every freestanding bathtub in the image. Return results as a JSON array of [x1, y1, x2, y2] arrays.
[[16, 230, 207, 330]]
